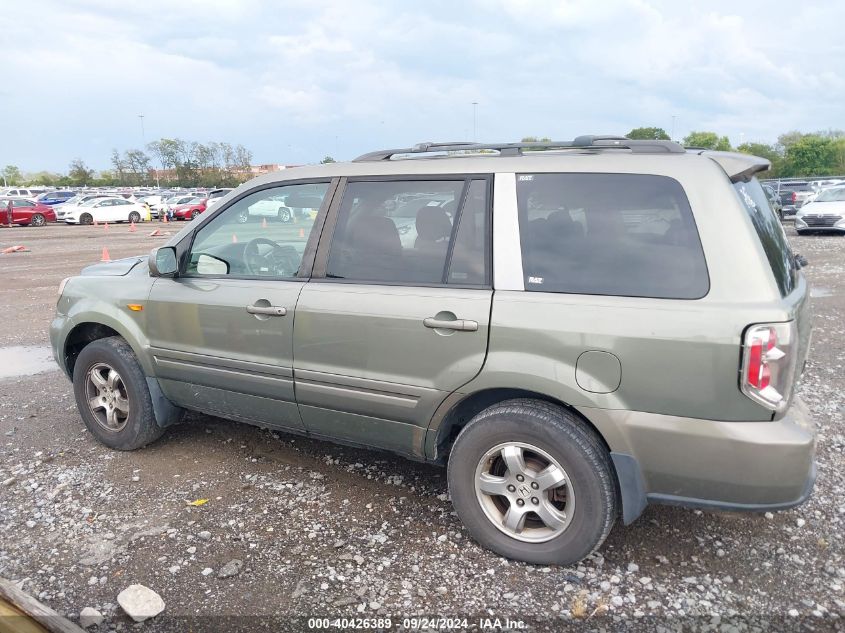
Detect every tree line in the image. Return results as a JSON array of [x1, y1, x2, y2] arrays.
[[625, 127, 845, 179], [3, 138, 255, 188]]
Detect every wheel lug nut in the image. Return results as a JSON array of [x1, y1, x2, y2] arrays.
[[531, 497, 539, 505], [516, 499, 525, 506], [516, 474, 524, 482], [531, 482, 539, 489], [507, 485, 516, 492]]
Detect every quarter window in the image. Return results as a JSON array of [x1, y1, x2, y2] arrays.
[[186, 182, 329, 278], [325, 179, 489, 285], [516, 173, 709, 299]]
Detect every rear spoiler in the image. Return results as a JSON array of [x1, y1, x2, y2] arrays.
[[691, 150, 771, 183]]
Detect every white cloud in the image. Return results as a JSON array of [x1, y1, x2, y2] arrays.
[[1, 0, 843, 170]]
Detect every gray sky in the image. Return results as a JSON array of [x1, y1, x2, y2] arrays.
[[3, 0, 843, 172]]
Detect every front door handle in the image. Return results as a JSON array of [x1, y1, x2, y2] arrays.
[[423, 317, 478, 332], [246, 305, 287, 316]]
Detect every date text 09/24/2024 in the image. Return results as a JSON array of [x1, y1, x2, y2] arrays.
[[307, 617, 527, 630]]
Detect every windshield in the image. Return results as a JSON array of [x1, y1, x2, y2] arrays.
[[814, 187, 845, 203]]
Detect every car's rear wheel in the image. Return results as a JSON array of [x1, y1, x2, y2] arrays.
[[72, 337, 165, 451], [278, 207, 292, 223], [80, 213, 93, 225], [30, 213, 46, 227], [448, 399, 617, 565], [128, 211, 141, 223], [191, 210, 201, 220]]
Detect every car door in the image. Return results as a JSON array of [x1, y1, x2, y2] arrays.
[[144, 179, 336, 431], [293, 176, 493, 456]]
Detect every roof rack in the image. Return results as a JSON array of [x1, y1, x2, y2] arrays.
[[353, 136, 686, 161]]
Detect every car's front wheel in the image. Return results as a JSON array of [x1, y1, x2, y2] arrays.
[[128, 211, 141, 224], [30, 213, 46, 227], [278, 207, 292, 223], [80, 213, 93, 225], [72, 337, 165, 451], [448, 399, 617, 565]]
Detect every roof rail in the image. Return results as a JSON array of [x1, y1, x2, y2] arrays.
[[353, 136, 686, 161]]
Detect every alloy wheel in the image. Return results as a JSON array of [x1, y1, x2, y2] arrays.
[[474, 441, 575, 543], [84, 363, 130, 432]]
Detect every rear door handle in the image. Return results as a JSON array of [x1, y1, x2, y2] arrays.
[[423, 317, 478, 332], [246, 305, 287, 316]]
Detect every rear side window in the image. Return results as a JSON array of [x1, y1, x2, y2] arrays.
[[516, 173, 709, 299], [733, 178, 796, 297], [326, 178, 490, 286]]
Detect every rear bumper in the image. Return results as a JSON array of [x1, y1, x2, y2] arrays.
[[579, 397, 816, 523]]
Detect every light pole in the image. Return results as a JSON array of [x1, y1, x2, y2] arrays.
[[138, 114, 146, 145], [472, 102, 478, 142]]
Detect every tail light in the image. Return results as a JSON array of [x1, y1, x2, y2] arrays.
[[791, 192, 797, 204], [740, 322, 798, 413]]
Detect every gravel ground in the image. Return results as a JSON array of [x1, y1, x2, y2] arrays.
[[0, 222, 843, 632]]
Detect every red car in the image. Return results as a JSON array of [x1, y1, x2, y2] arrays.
[[0, 198, 57, 226], [172, 197, 207, 220]]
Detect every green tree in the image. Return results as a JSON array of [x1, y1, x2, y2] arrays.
[[68, 159, 93, 186], [627, 127, 670, 140], [737, 142, 784, 177], [683, 131, 732, 151], [780, 136, 839, 177], [2, 165, 22, 185], [320, 156, 336, 164]]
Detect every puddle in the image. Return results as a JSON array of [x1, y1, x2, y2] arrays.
[[810, 287, 833, 298], [0, 345, 56, 379]]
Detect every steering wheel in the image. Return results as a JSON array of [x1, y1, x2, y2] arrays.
[[243, 237, 299, 276]]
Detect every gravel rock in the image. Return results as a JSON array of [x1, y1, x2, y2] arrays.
[[117, 584, 165, 622], [79, 607, 104, 628], [197, 530, 211, 541], [217, 559, 243, 579]]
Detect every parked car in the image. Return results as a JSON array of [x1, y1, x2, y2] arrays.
[[160, 194, 200, 220], [0, 187, 38, 198], [36, 190, 76, 206], [171, 197, 207, 220], [239, 190, 324, 223], [762, 184, 784, 220], [53, 194, 112, 221], [774, 181, 815, 217], [51, 137, 814, 566], [63, 196, 147, 225], [794, 185, 845, 234], [204, 188, 234, 210], [0, 197, 57, 226]]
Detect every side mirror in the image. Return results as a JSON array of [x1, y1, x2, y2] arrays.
[[149, 246, 178, 277]]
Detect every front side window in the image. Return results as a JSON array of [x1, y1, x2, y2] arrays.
[[186, 182, 329, 278], [516, 173, 709, 299], [325, 179, 489, 285]]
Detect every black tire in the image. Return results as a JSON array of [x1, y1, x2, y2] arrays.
[[447, 399, 617, 565], [128, 211, 141, 223], [80, 213, 93, 225], [72, 337, 165, 451], [30, 213, 46, 227], [191, 210, 201, 220], [278, 207, 292, 223]]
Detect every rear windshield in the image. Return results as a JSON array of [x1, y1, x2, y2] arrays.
[[516, 173, 709, 299], [733, 178, 796, 297]]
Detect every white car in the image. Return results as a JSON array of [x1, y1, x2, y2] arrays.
[[204, 188, 234, 210], [0, 187, 37, 198], [64, 196, 147, 225], [795, 186, 845, 234]]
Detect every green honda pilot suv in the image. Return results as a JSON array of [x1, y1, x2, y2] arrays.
[[51, 137, 816, 565]]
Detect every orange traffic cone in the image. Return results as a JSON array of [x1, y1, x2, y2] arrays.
[[162, 214, 168, 223], [232, 234, 238, 244], [129, 221, 137, 233], [149, 228, 162, 237], [298, 228, 305, 238], [101, 247, 111, 262], [261, 217, 267, 229], [1, 245, 27, 254]]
